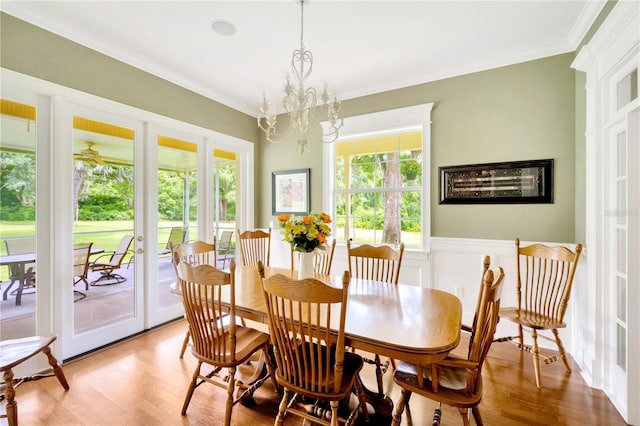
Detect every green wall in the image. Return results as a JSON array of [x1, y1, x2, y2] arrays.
[[0, 13, 258, 144], [2, 12, 584, 244], [259, 54, 577, 243]]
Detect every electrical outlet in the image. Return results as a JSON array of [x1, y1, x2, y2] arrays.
[[455, 286, 464, 298]]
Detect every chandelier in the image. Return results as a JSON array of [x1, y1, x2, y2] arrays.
[[257, 0, 343, 155]]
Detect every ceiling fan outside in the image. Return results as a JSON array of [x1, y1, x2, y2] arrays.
[[75, 142, 106, 165]]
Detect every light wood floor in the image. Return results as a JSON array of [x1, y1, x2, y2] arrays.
[[7, 319, 628, 426]]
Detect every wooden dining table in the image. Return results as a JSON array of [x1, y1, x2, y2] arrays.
[[171, 264, 462, 419]]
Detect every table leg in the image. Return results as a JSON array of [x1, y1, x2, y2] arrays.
[[14, 263, 26, 306], [359, 382, 394, 424]]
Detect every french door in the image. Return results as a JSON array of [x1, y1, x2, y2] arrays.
[[58, 101, 146, 357], [2, 69, 254, 363]]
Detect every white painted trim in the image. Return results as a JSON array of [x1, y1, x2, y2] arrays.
[[567, 0, 607, 49], [323, 103, 433, 258], [570, 1, 640, 422]]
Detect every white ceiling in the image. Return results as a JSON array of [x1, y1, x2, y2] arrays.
[[1, 1, 605, 118]]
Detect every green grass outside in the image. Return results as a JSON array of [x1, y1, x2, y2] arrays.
[[0, 220, 196, 280], [1, 220, 420, 280]]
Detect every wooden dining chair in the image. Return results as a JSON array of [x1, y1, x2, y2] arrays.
[[176, 260, 273, 426], [391, 260, 505, 426], [171, 239, 224, 359], [495, 238, 583, 388], [289, 238, 337, 275], [346, 240, 405, 395], [72, 242, 93, 301], [346, 240, 405, 285], [314, 238, 337, 275], [237, 228, 271, 267], [90, 234, 134, 285], [258, 262, 367, 426], [1, 335, 70, 426]]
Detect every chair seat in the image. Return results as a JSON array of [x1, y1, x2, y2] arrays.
[[1, 335, 57, 370], [394, 360, 483, 409], [230, 327, 271, 364], [500, 307, 566, 330], [190, 326, 270, 367]]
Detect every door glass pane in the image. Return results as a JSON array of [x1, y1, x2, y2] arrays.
[[617, 276, 626, 323], [617, 180, 626, 226], [213, 149, 237, 269], [617, 68, 638, 110], [72, 117, 135, 334], [617, 131, 626, 177], [0, 99, 37, 339], [617, 323, 627, 372], [157, 136, 197, 308], [616, 228, 626, 275]]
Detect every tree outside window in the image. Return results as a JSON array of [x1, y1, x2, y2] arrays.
[[334, 131, 422, 248]]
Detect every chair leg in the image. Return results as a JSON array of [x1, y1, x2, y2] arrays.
[[517, 324, 524, 346], [181, 361, 201, 415], [552, 328, 572, 373], [374, 354, 384, 395], [224, 366, 236, 426], [275, 388, 292, 426], [43, 345, 70, 390], [179, 329, 190, 359], [3, 368, 17, 426], [391, 388, 410, 426], [329, 400, 340, 426], [3, 279, 17, 300], [531, 329, 542, 388], [353, 376, 369, 423], [263, 346, 280, 394], [472, 406, 483, 426], [458, 407, 471, 426]]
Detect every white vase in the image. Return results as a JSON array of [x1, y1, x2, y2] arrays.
[[297, 251, 315, 280]]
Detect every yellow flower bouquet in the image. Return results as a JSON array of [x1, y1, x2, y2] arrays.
[[277, 212, 332, 253]]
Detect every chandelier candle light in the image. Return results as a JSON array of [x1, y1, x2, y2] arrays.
[[278, 212, 332, 279], [258, 0, 343, 155]]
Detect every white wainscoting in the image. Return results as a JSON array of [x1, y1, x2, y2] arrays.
[[429, 237, 587, 356], [269, 234, 587, 356]]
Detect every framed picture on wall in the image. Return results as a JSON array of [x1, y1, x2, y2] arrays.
[[439, 159, 554, 204], [272, 168, 311, 215]]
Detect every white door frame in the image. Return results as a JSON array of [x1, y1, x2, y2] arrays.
[[572, 1, 640, 423]]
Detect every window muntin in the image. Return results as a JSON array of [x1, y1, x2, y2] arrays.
[[334, 131, 422, 248]]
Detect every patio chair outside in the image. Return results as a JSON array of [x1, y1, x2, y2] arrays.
[[73, 242, 93, 301], [217, 230, 234, 269], [159, 226, 188, 255], [90, 235, 134, 286]]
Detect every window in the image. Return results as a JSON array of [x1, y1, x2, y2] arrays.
[[335, 131, 422, 247], [323, 103, 433, 250]]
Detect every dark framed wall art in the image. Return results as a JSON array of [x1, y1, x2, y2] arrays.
[[439, 159, 554, 204], [272, 168, 311, 215]]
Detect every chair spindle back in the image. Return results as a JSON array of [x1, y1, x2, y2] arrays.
[[347, 240, 405, 284], [516, 238, 582, 322], [237, 228, 271, 267]]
